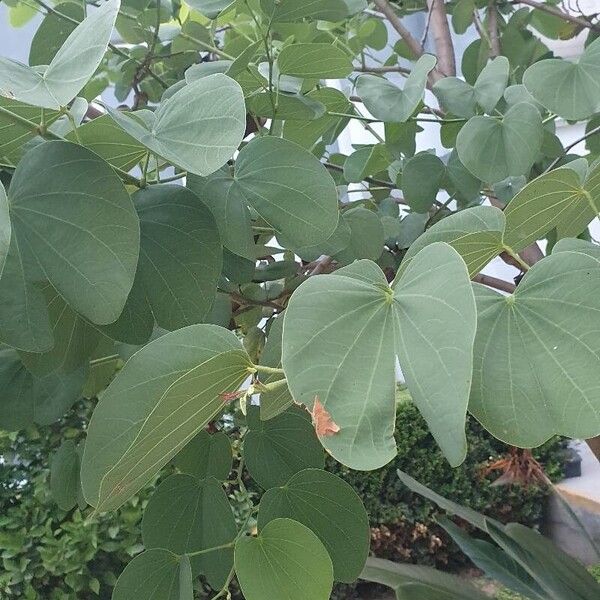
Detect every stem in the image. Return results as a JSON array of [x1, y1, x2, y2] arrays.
[[255, 378, 288, 393], [155, 171, 186, 184], [178, 32, 234, 59], [426, 0, 456, 80], [503, 246, 531, 272], [253, 364, 285, 376], [372, 0, 424, 59], [140, 152, 151, 187], [487, 1, 501, 58], [473, 273, 516, 294], [89, 353, 120, 367], [63, 108, 81, 143], [510, 0, 600, 31], [186, 542, 235, 557]]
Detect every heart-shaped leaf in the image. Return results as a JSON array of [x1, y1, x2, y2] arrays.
[[523, 37, 600, 120], [173, 430, 233, 481], [81, 324, 252, 511], [235, 518, 334, 600], [185, 0, 235, 19], [3, 141, 139, 327], [0, 0, 119, 109], [142, 474, 237, 588], [50, 440, 81, 511], [244, 406, 324, 489], [257, 468, 369, 582], [457, 102, 542, 183], [356, 54, 437, 122], [107, 74, 246, 177], [260, 0, 366, 22], [401, 152, 445, 212], [283, 243, 477, 470], [470, 240, 600, 446], [112, 550, 193, 600]]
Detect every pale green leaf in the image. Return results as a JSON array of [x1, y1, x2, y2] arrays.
[[81, 324, 252, 511], [432, 77, 477, 119], [260, 0, 367, 22], [457, 102, 542, 184], [0, 0, 119, 109], [356, 55, 437, 122], [185, 0, 235, 18], [247, 92, 326, 120], [107, 74, 246, 177], [277, 44, 352, 79], [473, 56, 510, 114], [235, 518, 334, 600], [257, 468, 369, 582], [401, 152, 445, 213], [343, 144, 392, 184], [333, 207, 384, 263]]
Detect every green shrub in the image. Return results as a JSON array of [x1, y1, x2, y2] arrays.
[[327, 401, 565, 569]]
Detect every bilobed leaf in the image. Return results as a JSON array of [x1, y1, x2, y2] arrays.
[[260, 0, 366, 22], [400, 206, 505, 277], [112, 549, 193, 600], [457, 102, 542, 183], [29, 2, 83, 66], [50, 440, 81, 511], [259, 316, 293, 420], [235, 518, 334, 600], [81, 325, 252, 511], [283, 244, 476, 470], [142, 474, 237, 588], [107, 74, 246, 177], [470, 242, 600, 447], [0, 0, 119, 109], [473, 56, 510, 114], [247, 92, 326, 120], [343, 144, 391, 183], [233, 136, 339, 247], [356, 55, 437, 122], [523, 36, 600, 120], [257, 468, 370, 582], [244, 406, 324, 489], [503, 163, 600, 248], [401, 152, 445, 212], [432, 77, 477, 119], [361, 557, 488, 600], [0, 347, 85, 430], [277, 44, 352, 79], [6, 141, 139, 325], [333, 207, 384, 263], [173, 430, 233, 481], [66, 115, 147, 171]]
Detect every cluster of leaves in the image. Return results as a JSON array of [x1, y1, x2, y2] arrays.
[[1, 0, 600, 597]]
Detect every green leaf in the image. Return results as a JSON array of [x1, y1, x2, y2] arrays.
[[66, 115, 147, 171], [4, 141, 139, 325], [470, 242, 600, 446], [457, 102, 542, 183], [112, 549, 193, 600], [343, 144, 391, 183], [361, 557, 488, 600], [50, 440, 81, 511], [356, 55, 437, 122], [473, 56, 510, 114], [0, 347, 85, 430], [333, 207, 384, 263], [247, 92, 326, 120], [81, 324, 252, 511], [259, 316, 293, 420], [400, 206, 505, 277], [107, 74, 246, 176], [260, 0, 366, 22], [235, 518, 334, 600], [432, 77, 477, 119], [257, 468, 369, 582], [188, 169, 255, 261], [244, 406, 324, 489], [19, 284, 100, 376], [277, 44, 352, 79], [503, 164, 600, 248], [0, 181, 9, 278], [283, 244, 476, 469], [111, 184, 222, 336], [142, 474, 237, 588], [185, 0, 235, 19], [401, 152, 445, 213], [29, 2, 84, 66], [173, 430, 233, 481], [438, 517, 546, 600], [523, 37, 600, 120], [0, 0, 119, 109], [233, 136, 339, 247]]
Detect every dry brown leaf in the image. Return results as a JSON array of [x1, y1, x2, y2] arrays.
[[310, 397, 340, 437]]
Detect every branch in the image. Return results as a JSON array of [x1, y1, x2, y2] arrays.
[[473, 273, 516, 294], [545, 124, 600, 173], [426, 0, 456, 80], [354, 65, 411, 75], [587, 437, 600, 463], [511, 0, 600, 31], [372, 0, 424, 59], [488, 1, 501, 58]]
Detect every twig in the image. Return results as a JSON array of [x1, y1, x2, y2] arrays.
[[587, 437, 600, 463], [473, 273, 516, 293], [488, 1, 501, 58], [426, 0, 456, 80], [309, 255, 333, 276], [545, 124, 600, 172], [354, 65, 411, 74], [372, 0, 424, 59], [420, 0, 434, 47], [511, 0, 600, 31]]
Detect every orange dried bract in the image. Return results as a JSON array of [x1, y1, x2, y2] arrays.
[[310, 397, 340, 437]]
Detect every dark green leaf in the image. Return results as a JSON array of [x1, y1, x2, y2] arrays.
[[173, 430, 233, 481]]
